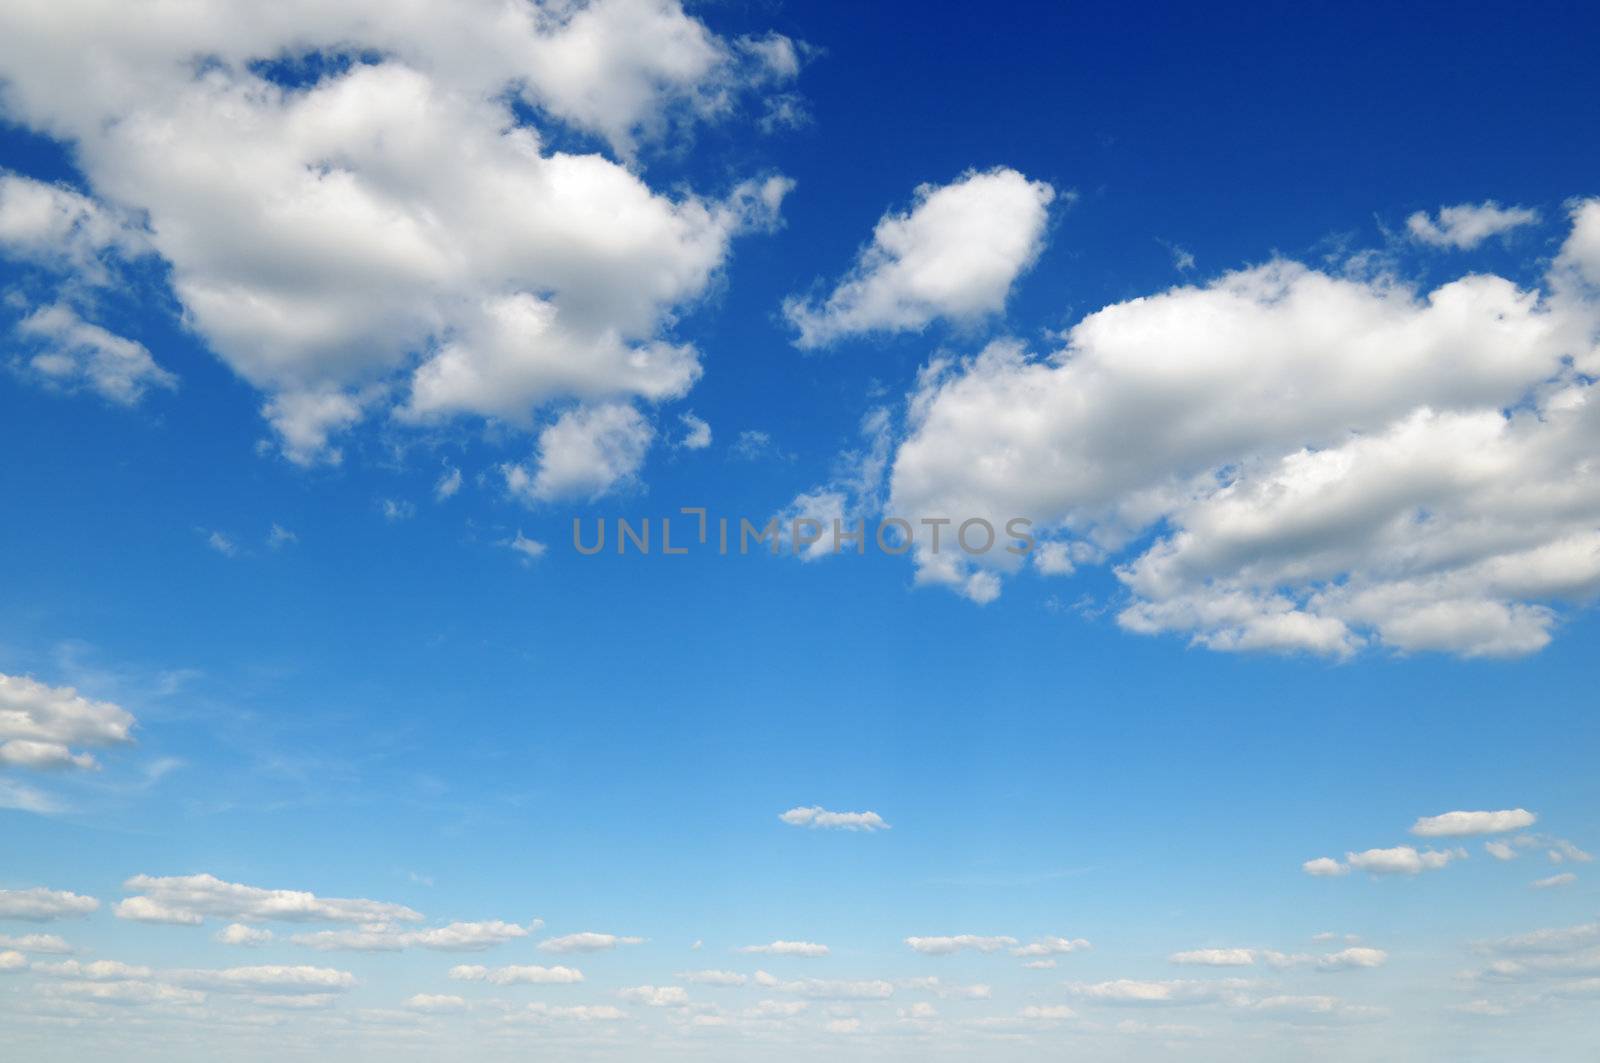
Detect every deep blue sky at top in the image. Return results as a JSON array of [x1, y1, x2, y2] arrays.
[[1, 0, 1598, 974]]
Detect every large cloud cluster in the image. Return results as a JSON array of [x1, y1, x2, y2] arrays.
[[888, 202, 1600, 657], [0, 0, 797, 484]]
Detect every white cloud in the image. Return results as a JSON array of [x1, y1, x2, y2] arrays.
[[505, 403, 655, 502], [434, 467, 463, 501], [0, 171, 148, 274], [1407, 201, 1539, 249], [405, 993, 466, 1013], [1556, 199, 1600, 289], [905, 935, 1018, 956], [1344, 846, 1466, 876], [539, 931, 644, 953], [14, 304, 176, 405], [753, 972, 893, 999], [0, 778, 59, 814], [502, 532, 548, 563], [35, 959, 153, 981], [1239, 994, 1384, 1023], [0, 950, 24, 972], [1018, 1003, 1075, 1020], [746, 998, 808, 1018], [1485, 921, 1600, 955], [1168, 947, 1386, 971], [1411, 809, 1536, 836], [0, 887, 100, 921], [1266, 948, 1389, 971], [0, 1, 795, 464], [290, 920, 533, 952], [173, 965, 356, 993], [737, 940, 829, 957], [732, 429, 775, 460], [900, 976, 992, 999], [45, 979, 205, 1007], [777, 406, 895, 562], [1067, 979, 1242, 1006], [114, 873, 423, 926], [1170, 949, 1256, 967], [778, 805, 890, 831], [677, 969, 748, 986], [785, 167, 1055, 347], [1302, 858, 1349, 877], [619, 984, 689, 1007], [888, 206, 1600, 657], [215, 924, 273, 947], [1544, 837, 1593, 864], [1533, 873, 1578, 889], [1012, 936, 1090, 957], [0, 933, 73, 954], [448, 963, 584, 985], [1485, 840, 1518, 861], [0, 672, 136, 774], [678, 411, 713, 449], [512, 1002, 625, 1023]]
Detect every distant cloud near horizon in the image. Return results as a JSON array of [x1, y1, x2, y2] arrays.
[[737, 940, 829, 957]]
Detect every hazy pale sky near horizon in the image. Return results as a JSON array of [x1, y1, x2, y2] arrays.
[[2, 1, 1599, 1059]]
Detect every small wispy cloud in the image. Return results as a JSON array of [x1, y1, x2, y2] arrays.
[[779, 806, 889, 832]]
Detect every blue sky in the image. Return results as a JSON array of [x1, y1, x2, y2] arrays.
[[1, 1, 1599, 1059]]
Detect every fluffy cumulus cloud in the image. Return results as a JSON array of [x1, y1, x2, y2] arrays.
[[778, 805, 890, 831], [0, 0, 797, 469], [888, 203, 1600, 658], [1407, 201, 1539, 249], [504, 402, 656, 502], [784, 168, 1056, 347], [1302, 857, 1349, 877], [113, 873, 423, 926], [215, 924, 273, 947], [0, 672, 136, 773], [1305, 846, 1467, 877], [405, 993, 467, 1013], [1411, 809, 1537, 837], [619, 984, 690, 1007], [0, 888, 99, 921]]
